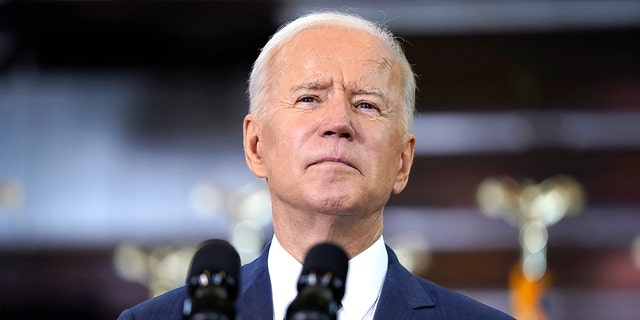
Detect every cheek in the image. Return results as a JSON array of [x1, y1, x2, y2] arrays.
[[262, 122, 303, 164], [373, 133, 404, 169]]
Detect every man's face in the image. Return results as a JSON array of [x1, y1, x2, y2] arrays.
[[244, 26, 415, 217]]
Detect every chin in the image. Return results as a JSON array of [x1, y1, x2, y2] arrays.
[[307, 194, 363, 216], [301, 182, 378, 214], [298, 192, 387, 219]]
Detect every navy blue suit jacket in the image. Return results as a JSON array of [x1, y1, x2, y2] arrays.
[[118, 245, 514, 319]]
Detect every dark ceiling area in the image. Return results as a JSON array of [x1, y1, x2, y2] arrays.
[[407, 30, 640, 111], [0, 1, 278, 71], [2, 1, 639, 111]]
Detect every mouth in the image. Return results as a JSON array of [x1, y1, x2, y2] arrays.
[[309, 157, 360, 173]]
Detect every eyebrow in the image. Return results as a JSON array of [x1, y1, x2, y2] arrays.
[[352, 87, 385, 97], [350, 86, 388, 105], [292, 81, 388, 103], [292, 80, 331, 93]]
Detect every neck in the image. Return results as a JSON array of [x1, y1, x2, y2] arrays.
[[272, 208, 384, 262]]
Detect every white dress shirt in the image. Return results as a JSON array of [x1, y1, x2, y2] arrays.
[[268, 235, 388, 320]]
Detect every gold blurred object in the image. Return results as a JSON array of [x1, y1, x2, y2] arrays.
[[477, 174, 585, 228], [477, 174, 586, 317], [113, 242, 196, 298], [113, 181, 273, 298], [509, 262, 551, 320]]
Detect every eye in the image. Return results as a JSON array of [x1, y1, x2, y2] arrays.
[[298, 96, 317, 103], [356, 101, 377, 110]]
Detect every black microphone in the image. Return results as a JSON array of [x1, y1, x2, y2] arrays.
[[183, 239, 241, 320], [285, 242, 349, 320]]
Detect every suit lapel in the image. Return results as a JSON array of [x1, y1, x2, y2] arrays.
[[236, 243, 274, 320], [373, 246, 435, 320], [235, 244, 437, 320]]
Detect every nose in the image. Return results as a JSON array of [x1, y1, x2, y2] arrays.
[[320, 96, 355, 140]]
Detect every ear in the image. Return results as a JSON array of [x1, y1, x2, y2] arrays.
[[392, 133, 416, 194], [243, 115, 267, 178]]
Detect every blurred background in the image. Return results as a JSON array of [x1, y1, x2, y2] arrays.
[[1, 0, 639, 319]]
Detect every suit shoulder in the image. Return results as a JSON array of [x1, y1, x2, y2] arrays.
[[118, 286, 186, 320], [414, 276, 514, 319]]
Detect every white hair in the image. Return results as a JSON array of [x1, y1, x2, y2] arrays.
[[247, 11, 416, 132]]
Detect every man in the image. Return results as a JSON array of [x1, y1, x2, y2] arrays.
[[118, 11, 515, 320]]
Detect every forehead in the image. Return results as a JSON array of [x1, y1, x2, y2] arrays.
[[273, 26, 400, 86], [285, 25, 389, 54]]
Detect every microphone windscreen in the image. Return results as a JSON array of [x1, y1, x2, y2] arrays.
[[301, 242, 348, 284], [187, 239, 241, 289]]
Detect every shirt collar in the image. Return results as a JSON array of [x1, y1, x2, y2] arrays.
[[341, 235, 387, 319], [268, 235, 388, 320], [268, 235, 302, 320]]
